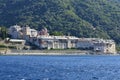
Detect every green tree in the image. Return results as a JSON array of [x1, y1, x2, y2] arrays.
[[0, 0, 120, 43], [0, 27, 7, 39], [51, 31, 63, 36]]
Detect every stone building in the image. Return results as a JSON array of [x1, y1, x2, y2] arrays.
[[93, 40, 116, 54], [32, 35, 78, 49], [8, 25, 22, 39], [8, 25, 117, 54]]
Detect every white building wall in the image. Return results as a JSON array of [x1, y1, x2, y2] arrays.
[[33, 36, 75, 49], [76, 40, 93, 49]]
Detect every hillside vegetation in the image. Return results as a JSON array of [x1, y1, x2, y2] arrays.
[[0, 0, 120, 43]]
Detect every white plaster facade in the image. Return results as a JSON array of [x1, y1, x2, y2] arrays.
[[32, 36, 78, 49]]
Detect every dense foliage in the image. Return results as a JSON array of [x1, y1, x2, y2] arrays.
[[0, 0, 120, 43], [0, 27, 7, 39]]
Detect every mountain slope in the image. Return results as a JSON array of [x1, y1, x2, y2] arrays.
[[0, 0, 120, 43]]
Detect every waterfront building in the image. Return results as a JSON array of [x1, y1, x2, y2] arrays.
[[93, 39, 116, 54], [33, 35, 78, 49], [77, 38, 116, 54], [8, 25, 117, 54], [76, 38, 95, 49], [6, 38, 26, 50]]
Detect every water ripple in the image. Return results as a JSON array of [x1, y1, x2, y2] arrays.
[[0, 55, 120, 80]]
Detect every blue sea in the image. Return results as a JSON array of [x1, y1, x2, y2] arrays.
[[0, 55, 120, 80]]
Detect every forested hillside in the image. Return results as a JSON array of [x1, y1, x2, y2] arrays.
[[0, 0, 120, 43]]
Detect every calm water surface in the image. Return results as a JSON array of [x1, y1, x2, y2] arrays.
[[0, 55, 120, 80]]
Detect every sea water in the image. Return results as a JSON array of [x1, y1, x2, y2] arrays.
[[0, 55, 120, 80]]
